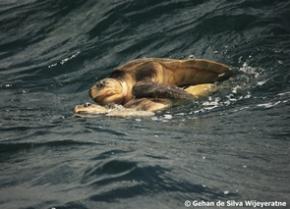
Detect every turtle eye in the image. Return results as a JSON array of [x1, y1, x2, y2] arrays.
[[96, 80, 105, 88], [84, 103, 91, 107]]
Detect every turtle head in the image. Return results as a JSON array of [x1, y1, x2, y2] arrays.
[[89, 78, 126, 105]]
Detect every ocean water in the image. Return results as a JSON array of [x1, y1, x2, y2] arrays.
[[0, 0, 290, 209]]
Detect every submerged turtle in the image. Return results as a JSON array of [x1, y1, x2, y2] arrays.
[[74, 58, 232, 117]]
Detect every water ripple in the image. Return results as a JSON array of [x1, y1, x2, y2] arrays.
[[1, 0, 290, 208]]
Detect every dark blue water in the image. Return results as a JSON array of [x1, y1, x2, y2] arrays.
[[1, 1, 290, 209]]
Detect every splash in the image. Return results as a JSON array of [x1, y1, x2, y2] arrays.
[[193, 61, 266, 114], [48, 51, 80, 69]]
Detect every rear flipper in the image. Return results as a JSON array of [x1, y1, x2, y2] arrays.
[[184, 83, 217, 98]]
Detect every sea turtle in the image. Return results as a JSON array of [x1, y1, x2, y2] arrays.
[[74, 58, 232, 117]]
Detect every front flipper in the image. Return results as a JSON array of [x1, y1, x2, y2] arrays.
[[184, 83, 217, 98], [133, 82, 195, 100], [124, 98, 171, 112]]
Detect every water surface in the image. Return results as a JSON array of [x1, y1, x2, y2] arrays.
[[0, 0, 290, 209]]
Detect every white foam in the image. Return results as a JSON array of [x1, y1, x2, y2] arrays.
[[49, 51, 80, 68], [256, 101, 281, 108], [239, 62, 260, 78], [277, 60, 283, 64], [257, 80, 267, 86], [223, 190, 230, 195], [278, 91, 290, 96], [164, 114, 173, 120], [60, 51, 80, 65]]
